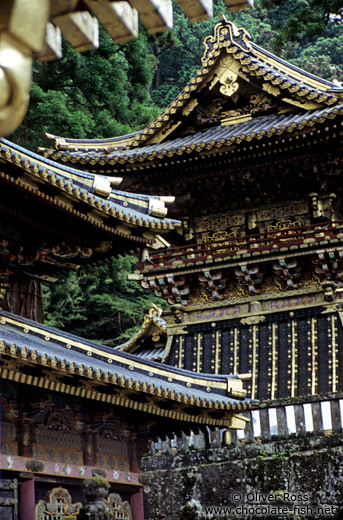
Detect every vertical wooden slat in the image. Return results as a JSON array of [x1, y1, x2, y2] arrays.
[[259, 408, 271, 441], [330, 400, 342, 432], [311, 401, 323, 434], [294, 404, 306, 436], [276, 406, 288, 438], [271, 322, 278, 400], [242, 411, 254, 444], [209, 428, 221, 448], [290, 320, 298, 397], [251, 325, 259, 400]]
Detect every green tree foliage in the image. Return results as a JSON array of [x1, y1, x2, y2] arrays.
[[151, 0, 343, 107], [43, 255, 166, 345], [13, 29, 160, 150]]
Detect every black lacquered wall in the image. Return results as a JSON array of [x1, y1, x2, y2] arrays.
[[166, 307, 343, 400]]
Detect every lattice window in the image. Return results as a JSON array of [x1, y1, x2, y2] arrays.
[[108, 493, 132, 520], [35, 487, 81, 520]]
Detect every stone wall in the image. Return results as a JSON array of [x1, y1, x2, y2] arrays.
[[141, 434, 343, 519]]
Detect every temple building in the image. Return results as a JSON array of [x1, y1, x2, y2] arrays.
[[2, 16, 343, 520], [44, 18, 343, 404], [0, 137, 253, 520]]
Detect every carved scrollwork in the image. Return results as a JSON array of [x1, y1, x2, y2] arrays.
[[219, 69, 239, 98], [202, 20, 252, 65]]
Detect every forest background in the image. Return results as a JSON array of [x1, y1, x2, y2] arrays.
[[11, 0, 343, 345]]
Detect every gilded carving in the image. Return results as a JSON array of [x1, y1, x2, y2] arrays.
[[202, 20, 252, 65], [219, 69, 239, 98], [36, 487, 82, 520], [240, 315, 266, 325], [182, 98, 198, 116], [220, 55, 234, 68], [262, 82, 281, 97], [108, 493, 132, 519]]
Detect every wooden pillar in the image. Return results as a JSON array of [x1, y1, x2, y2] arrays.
[[18, 420, 33, 458], [130, 488, 144, 520], [129, 442, 144, 520], [20, 477, 35, 520], [2, 275, 44, 322], [83, 432, 97, 466]]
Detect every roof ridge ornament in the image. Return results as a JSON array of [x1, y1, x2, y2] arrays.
[[202, 20, 252, 65]]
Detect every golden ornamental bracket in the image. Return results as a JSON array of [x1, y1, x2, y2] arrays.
[[0, 0, 49, 136]]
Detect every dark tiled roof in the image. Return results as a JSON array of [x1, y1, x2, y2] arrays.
[[0, 139, 180, 231], [44, 130, 143, 152], [44, 104, 343, 166], [42, 21, 341, 159], [0, 311, 256, 427]]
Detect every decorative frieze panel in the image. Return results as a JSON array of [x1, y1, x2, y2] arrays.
[[193, 199, 311, 244], [142, 258, 326, 308], [0, 385, 136, 475], [0, 422, 17, 457], [33, 430, 83, 466], [96, 438, 130, 473]]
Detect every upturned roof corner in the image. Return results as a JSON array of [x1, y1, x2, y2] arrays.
[[42, 18, 342, 164]]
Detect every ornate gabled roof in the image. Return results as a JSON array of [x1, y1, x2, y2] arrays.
[[117, 304, 167, 361], [0, 138, 180, 234], [42, 19, 342, 168], [0, 310, 256, 429], [43, 103, 343, 167]]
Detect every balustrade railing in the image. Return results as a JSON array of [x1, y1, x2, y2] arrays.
[[150, 394, 343, 455], [140, 221, 343, 272]]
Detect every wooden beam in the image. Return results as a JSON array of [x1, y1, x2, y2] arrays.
[[84, 0, 139, 43], [177, 0, 213, 22], [49, 0, 79, 18], [36, 23, 63, 62], [129, 0, 173, 33], [224, 0, 254, 11], [53, 11, 99, 52], [0, 0, 50, 51]]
